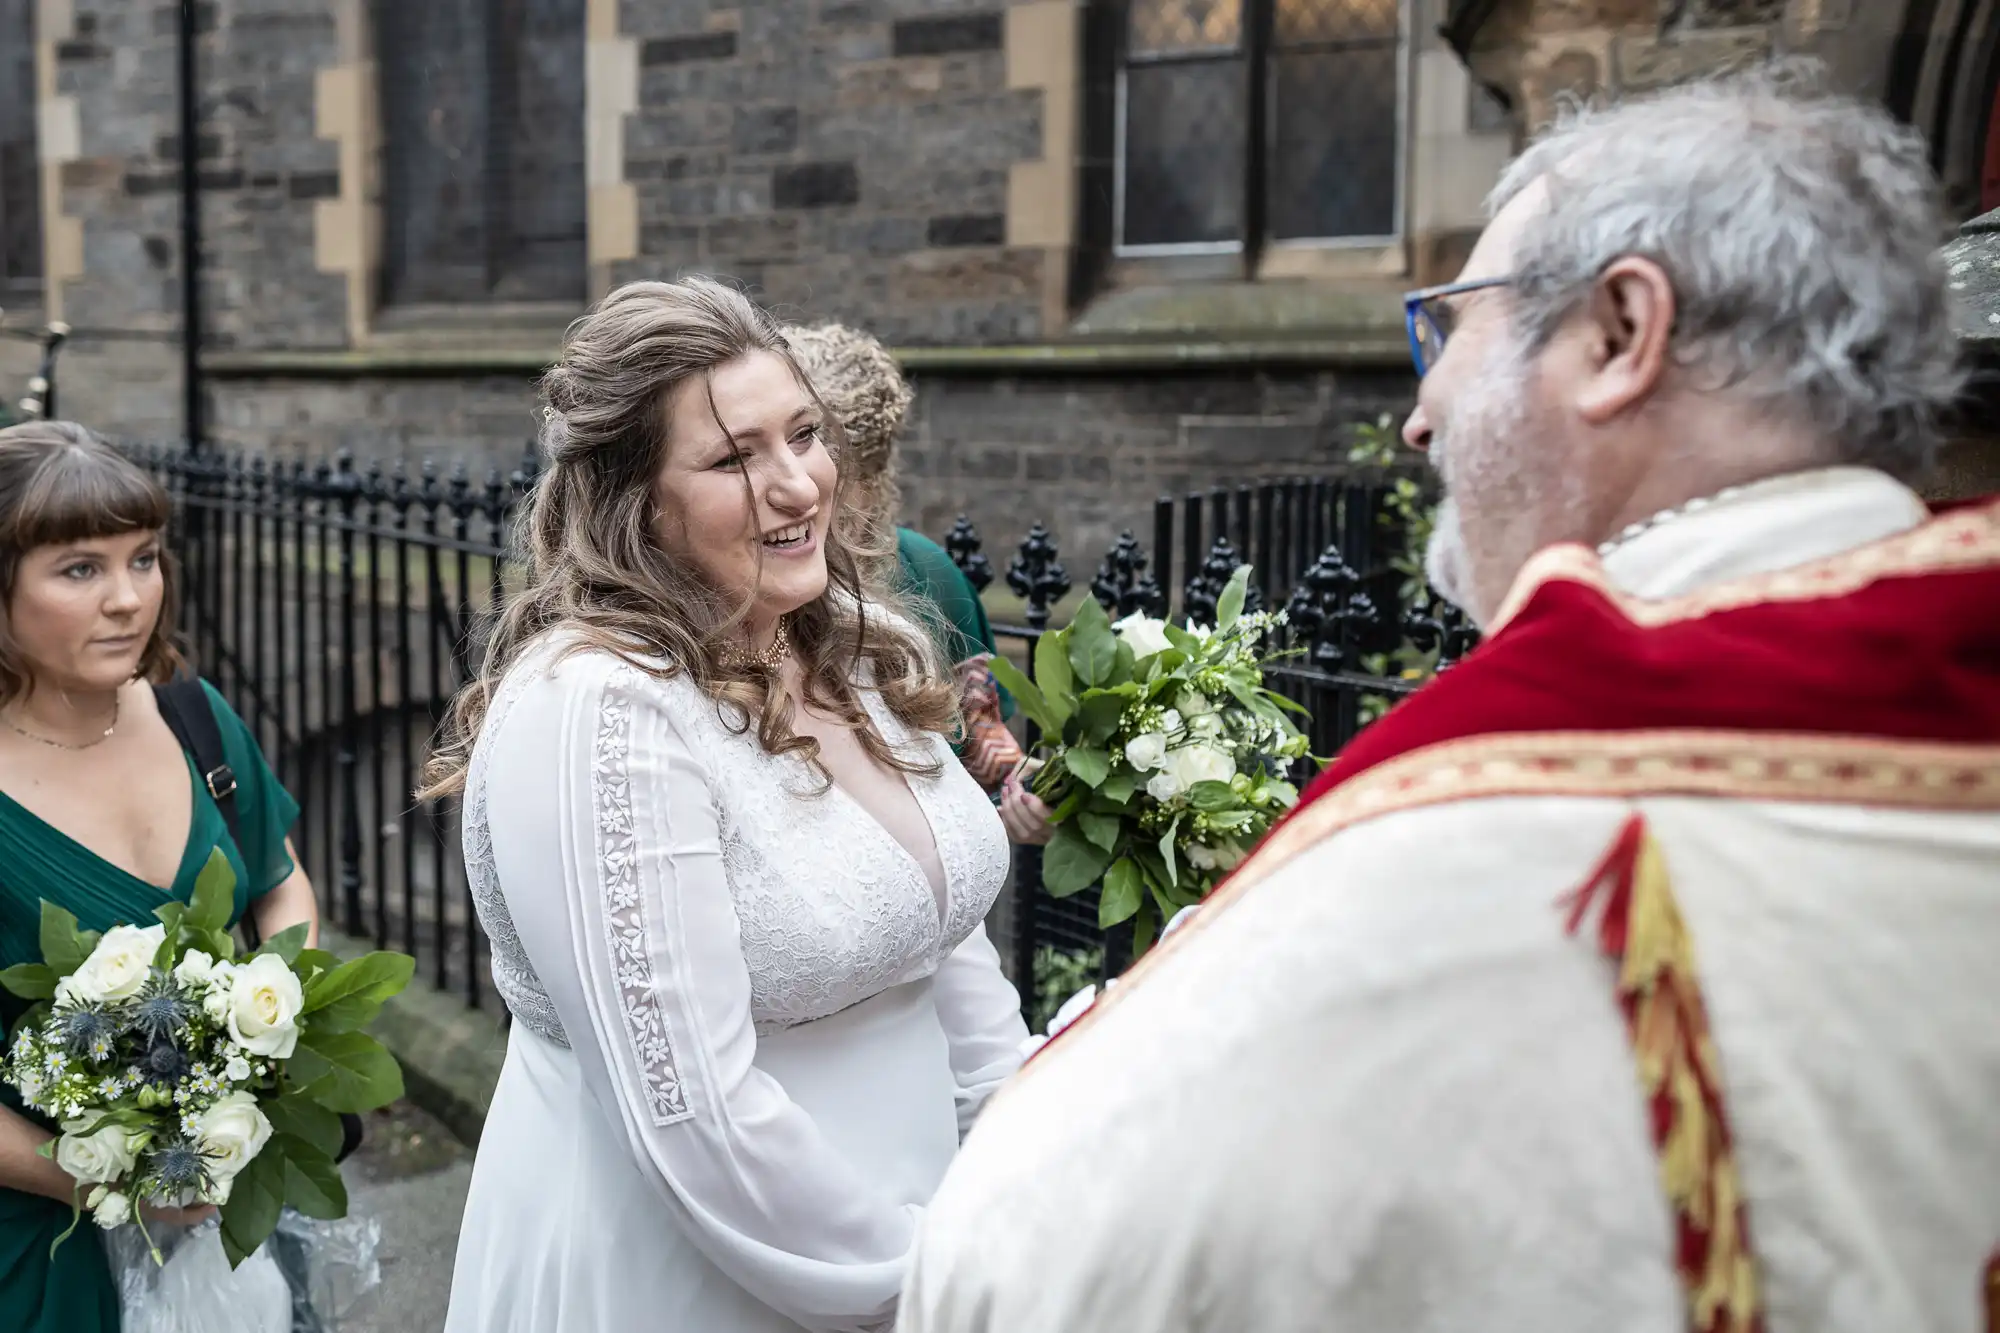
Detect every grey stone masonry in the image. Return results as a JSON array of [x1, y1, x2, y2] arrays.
[[57, 1, 345, 350], [612, 0, 1050, 344]]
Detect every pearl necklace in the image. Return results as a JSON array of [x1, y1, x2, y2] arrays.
[[2, 695, 120, 750], [1596, 484, 1752, 558]]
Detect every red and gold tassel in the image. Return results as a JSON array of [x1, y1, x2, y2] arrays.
[[1561, 815, 1765, 1333]]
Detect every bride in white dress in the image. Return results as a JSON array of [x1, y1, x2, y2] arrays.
[[424, 279, 1029, 1332]]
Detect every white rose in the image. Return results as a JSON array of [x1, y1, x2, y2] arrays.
[[173, 949, 216, 990], [1179, 690, 1215, 715], [55, 1120, 142, 1185], [225, 955, 304, 1059], [1112, 613, 1173, 660], [90, 1189, 131, 1228], [1123, 732, 1168, 772], [1159, 709, 1182, 733], [1145, 771, 1184, 803], [193, 1092, 273, 1182], [225, 1055, 252, 1083], [57, 924, 166, 1007], [1165, 743, 1235, 791]]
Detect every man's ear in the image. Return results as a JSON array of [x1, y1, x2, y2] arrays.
[[1572, 256, 1676, 425]]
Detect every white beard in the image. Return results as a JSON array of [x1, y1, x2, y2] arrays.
[[1424, 496, 1480, 626], [1420, 328, 1544, 627]]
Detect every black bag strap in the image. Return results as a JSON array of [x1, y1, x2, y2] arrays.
[[152, 677, 240, 846]]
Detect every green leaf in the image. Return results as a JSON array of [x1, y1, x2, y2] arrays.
[[1188, 780, 1237, 812], [287, 1031, 405, 1113], [1077, 812, 1122, 853], [1130, 902, 1159, 957], [1065, 597, 1119, 688], [1041, 824, 1114, 898], [1063, 745, 1110, 789], [1099, 859, 1143, 928], [1033, 631, 1076, 731], [303, 993, 384, 1035], [1075, 692, 1127, 746], [1158, 821, 1180, 888], [1047, 788, 1085, 824], [304, 952, 415, 1014], [987, 656, 1057, 735], [275, 1136, 349, 1220], [219, 1149, 285, 1268], [1162, 623, 1202, 656], [186, 849, 237, 935], [0, 963, 56, 1001], [1096, 770, 1139, 804], [254, 923, 311, 966], [1267, 690, 1310, 717], [1215, 566, 1250, 631], [39, 903, 90, 977], [291, 948, 341, 983], [152, 901, 188, 938], [264, 1095, 345, 1161]]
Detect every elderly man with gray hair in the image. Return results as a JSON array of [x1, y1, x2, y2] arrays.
[[898, 74, 2000, 1333]]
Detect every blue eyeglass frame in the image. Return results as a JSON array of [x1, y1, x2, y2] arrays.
[[1402, 276, 1515, 376]]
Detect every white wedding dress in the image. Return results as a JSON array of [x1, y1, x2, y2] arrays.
[[443, 634, 1027, 1332]]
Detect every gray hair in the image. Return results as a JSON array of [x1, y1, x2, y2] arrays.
[[1487, 69, 1966, 478]]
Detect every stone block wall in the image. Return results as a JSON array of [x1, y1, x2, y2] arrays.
[[49, 2, 343, 347], [610, 0, 1051, 344]]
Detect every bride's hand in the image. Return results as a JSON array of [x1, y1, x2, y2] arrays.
[[998, 763, 1054, 846]]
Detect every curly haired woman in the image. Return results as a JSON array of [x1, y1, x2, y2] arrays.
[[433, 281, 1029, 1333]]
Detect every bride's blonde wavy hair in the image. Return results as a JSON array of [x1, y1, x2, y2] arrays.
[[419, 278, 956, 800]]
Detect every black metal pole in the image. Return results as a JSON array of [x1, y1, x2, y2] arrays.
[[176, 0, 204, 452]]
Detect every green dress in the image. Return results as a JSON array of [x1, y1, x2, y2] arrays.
[[894, 527, 1013, 724], [0, 681, 299, 1333]]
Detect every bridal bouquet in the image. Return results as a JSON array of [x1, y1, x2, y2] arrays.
[[0, 850, 412, 1267], [992, 566, 1312, 951]]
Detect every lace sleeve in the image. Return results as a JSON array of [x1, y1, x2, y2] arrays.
[[483, 652, 921, 1332]]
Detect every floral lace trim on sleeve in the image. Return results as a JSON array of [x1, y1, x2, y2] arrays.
[[595, 668, 694, 1127]]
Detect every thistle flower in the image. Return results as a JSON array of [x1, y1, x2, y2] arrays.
[[56, 1006, 118, 1063], [140, 1038, 191, 1087], [144, 1135, 214, 1203], [129, 973, 192, 1047]]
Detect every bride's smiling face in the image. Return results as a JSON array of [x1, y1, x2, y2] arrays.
[[651, 350, 837, 628]]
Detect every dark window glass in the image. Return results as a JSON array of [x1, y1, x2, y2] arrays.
[[376, 0, 585, 306], [0, 0, 41, 296], [1115, 0, 1400, 250], [1122, 61, 1247, 247]]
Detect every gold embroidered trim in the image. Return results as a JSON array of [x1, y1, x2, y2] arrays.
[[1489, 496, 2000, 634]]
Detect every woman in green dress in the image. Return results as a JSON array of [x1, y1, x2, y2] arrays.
[[0, 422, 318, 1332]]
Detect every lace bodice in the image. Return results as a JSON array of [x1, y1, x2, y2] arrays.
[[464, 638, 1011, 1044]]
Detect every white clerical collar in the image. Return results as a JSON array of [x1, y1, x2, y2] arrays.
[[1598, 466, 1930, 600]]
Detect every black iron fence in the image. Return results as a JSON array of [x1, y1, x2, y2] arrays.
[[133, 444, 1473, 1022]]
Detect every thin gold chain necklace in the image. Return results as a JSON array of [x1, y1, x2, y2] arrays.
[[2, 696, 121, 751]]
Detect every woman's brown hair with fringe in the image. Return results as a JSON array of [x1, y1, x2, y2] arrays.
[[0, 421, 184, 708], [419, 278, 958, 800]]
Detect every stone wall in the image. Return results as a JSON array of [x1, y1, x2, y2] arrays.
[[179, 362, 1414, 564], [610, 0, 1053, 345], [48, 2, 342, 345]]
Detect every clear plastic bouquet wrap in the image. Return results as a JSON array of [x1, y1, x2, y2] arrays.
[[106, 1209, 382, 1332]]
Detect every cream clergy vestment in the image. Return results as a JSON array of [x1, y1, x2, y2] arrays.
[[898, 468, 2000, 1333]]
